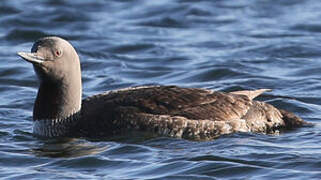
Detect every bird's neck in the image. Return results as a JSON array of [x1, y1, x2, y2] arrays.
[[34, 80, 82, 119], [33, 79, 82, 137]]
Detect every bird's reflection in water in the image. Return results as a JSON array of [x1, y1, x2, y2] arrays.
[[30, 131, 159, 158], [31, 138, 109, 158]]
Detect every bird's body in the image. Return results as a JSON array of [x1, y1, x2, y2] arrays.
[[18, 37, 307, 140]]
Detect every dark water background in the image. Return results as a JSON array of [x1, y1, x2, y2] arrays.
[[1, 0, 321, 179]]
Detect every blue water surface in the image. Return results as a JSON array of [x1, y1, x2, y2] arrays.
[[1, 0, 321, 179]]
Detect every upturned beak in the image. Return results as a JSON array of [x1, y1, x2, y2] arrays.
[[17, 52, 45, 64]]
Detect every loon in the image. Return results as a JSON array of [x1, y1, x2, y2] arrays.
[[17, 36, 307, 140]]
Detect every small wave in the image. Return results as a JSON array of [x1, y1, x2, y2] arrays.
[[179, 68, 248, 83], [5, 29, 49, 42], [108, 43, 156, 54], [291, 24, 321, 33], [0, 6, 21, 15], [138, 16, 188, 28], [49, 11, 91, 22]]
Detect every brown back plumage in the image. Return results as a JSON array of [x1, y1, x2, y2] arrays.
[[79, 86, 306, 139]]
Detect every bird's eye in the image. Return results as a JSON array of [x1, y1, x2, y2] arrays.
[[55, 49, 62, 57]]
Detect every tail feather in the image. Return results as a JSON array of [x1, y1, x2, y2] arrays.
[[231, 89, 272, 100], [279, 109, 312, 129]]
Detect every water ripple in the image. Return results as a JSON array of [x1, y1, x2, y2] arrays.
[[1, 0, 321, 179]]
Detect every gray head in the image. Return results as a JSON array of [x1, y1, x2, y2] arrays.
[[18, 37, 82, 121]]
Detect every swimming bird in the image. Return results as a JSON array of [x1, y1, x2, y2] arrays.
[[17, 36, 307, 140]]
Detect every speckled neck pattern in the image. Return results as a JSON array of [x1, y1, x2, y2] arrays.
[[33, 110, 81, 137]]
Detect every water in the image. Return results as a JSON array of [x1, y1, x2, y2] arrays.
[[1, 0, 321, 179]]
